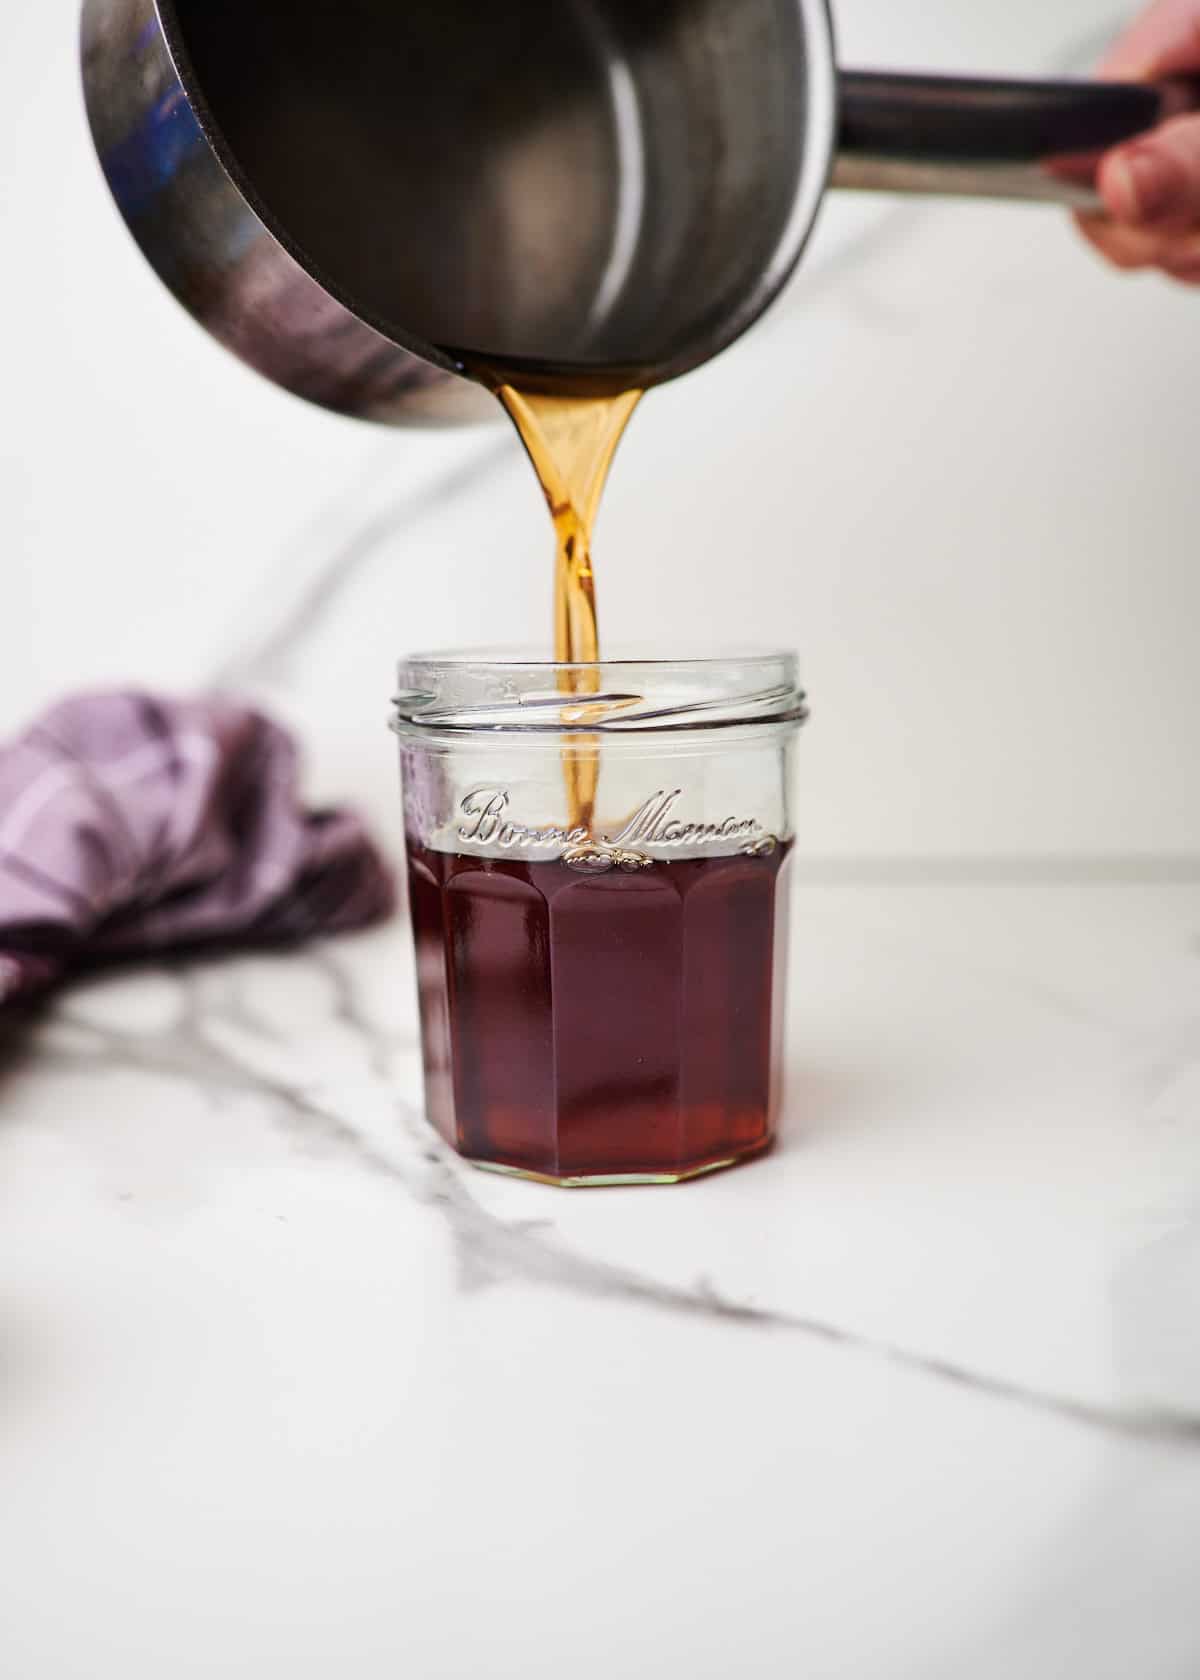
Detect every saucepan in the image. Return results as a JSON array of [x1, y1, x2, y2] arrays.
[[81, 0, 1196, 422]]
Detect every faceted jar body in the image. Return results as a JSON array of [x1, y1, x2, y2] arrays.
[[392, 655, 805, 1186]]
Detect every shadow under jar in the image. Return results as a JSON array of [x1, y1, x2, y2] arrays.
[[391, 653, 807, 1186]]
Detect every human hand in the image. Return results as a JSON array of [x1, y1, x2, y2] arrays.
[[1077, 0, 1200, 281]]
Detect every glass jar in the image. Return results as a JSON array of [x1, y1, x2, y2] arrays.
[[390, 652, 807, 1187]]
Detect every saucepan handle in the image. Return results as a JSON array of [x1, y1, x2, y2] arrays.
[[834, 71, 1200, 210]]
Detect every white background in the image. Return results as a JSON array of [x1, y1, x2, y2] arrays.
[[1, 0, 1196, 860]]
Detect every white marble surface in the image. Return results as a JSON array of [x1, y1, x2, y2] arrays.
[[4, 881, 1200, 1678], [5, 0, 1200, 1674]]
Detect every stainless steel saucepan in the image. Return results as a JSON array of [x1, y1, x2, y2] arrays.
[[81, 0, 1196, 423]]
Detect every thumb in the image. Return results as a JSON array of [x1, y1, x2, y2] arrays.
[[1098, 112, 1200, 224], [1099, 0, 1200, 77]]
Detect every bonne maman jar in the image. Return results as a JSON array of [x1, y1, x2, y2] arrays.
[[391, 651, 806, 1186]]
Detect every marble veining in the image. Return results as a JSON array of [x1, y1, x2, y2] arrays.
[[8, 922, 1199, 1450]]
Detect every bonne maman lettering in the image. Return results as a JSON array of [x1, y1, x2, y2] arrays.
[[456, 787, 763, 854]]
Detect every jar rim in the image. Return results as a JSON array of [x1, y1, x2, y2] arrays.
[[397, 645, 796, 670], [391, 647, 807, 737]]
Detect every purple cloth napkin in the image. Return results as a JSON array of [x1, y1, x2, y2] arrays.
[[0, 692, 396, 1007]]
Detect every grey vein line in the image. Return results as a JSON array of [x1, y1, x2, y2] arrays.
[[400, 1094, 1200, 1445], [214, 438, 512, 690], [386, 1079, 1200, 1448], [211, 216, 934, 696], [20, 949, 1188, 1448]]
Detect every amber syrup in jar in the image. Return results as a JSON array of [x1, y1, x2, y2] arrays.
[[406, 839, 791, 1185]]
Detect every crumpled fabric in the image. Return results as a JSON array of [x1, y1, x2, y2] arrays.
[[0, 691, 395, 1007]]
